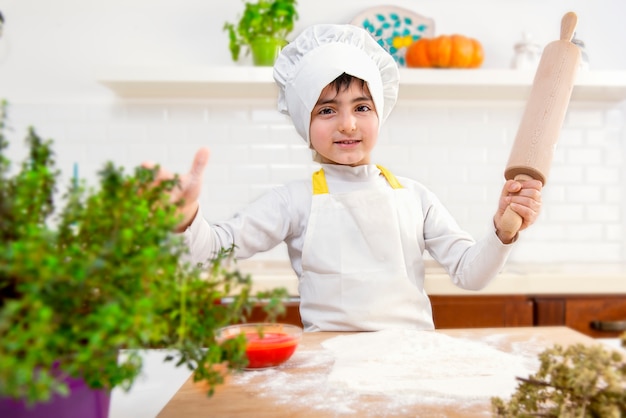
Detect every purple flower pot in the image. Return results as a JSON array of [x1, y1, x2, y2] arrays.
[[0, 375, 110, 418]]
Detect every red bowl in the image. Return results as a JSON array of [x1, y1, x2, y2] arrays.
[[217, 323, 302, 369]]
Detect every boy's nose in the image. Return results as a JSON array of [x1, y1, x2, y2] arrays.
[[338, 113, 356, 132]]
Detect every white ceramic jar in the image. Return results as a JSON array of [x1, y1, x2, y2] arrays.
[[511, 32, 542, 70]]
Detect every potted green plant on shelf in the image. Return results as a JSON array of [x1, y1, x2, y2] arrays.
[[224, 0, 298, 66], [0, 101, 288, 417]]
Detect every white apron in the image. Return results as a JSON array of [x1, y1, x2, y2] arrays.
[[299, 165, 435, 331]]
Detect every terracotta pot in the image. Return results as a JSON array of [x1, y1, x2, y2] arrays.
[[250, 36, 287, 66]]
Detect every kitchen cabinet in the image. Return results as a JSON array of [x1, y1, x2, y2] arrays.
[[431, 294, 626, 338], [244, 299, 301, 326], [534, 295, 626, 338], [97, 67, 626, 102], [430, 295, 534, 329], [238, 294, 626, 338], [241, 296, 537, 329], [236, 295, 537, 330]]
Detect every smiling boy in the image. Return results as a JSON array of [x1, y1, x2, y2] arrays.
[[310, 74, 377, 166], [150, 24, 542, 332]]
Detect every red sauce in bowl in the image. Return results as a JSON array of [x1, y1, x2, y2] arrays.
[[244, 331, 299, 369], [218, 323, 302, 369]]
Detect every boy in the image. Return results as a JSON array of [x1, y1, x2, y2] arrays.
[[149, 24, 542, 332]]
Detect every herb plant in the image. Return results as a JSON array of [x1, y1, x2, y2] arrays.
[[0, 101, 288, 405], [492, 340, 626, 417], [223, 0, 298, 62]]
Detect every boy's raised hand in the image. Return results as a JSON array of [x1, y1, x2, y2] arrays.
[[494, 179, 543, 244], [143, 147, 210, 232]]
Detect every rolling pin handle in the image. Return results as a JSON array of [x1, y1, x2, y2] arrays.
[[560, 12, 578, 42], [499, 174, 535, 237]]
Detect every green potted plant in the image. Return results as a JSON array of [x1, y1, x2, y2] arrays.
[[0, 101, 288, 417], [224, 0, 298, 66]]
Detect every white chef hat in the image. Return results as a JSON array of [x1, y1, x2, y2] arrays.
[[273, 24, 399, 158]]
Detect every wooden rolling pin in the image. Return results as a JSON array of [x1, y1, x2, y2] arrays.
[[500, 11, 581, 236]]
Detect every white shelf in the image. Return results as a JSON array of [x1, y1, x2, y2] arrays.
[[97, 66, 626, 102], [98, 66, 278, 100]]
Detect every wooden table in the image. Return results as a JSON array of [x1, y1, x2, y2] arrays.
[[157, 327, 601, 418]]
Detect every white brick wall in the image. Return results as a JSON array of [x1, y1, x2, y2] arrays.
[[3, 98, 625, 264]]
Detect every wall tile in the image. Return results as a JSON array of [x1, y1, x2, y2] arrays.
[[270, 124, 300, 145], [124, 103, 167, 122], [269, 164, 313, 183], [567, 108, 605, 128], [207, 105, 250, 123], [251, 109, 288, 123], [249, 144, 290, 164], [606, 223, 623, 241], [373, 145, 411, 165], [107, 123, 147, 144], [605, 186, 623, 203], [166, 104, 208, 122], [230, 124, 271, 145], [564, 185, 603, 203], [230, 164, 270, 184], [208, 144, 251, 165], [204, 163, 232, 184], [65, 123, 108, 144], [545, 204, 585, 222], [567, 147, 602, 165], [586, 166, 620, 183], [587, 204, 621, 222]]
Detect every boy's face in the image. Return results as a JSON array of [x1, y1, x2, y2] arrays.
[[309, 80, 379, 166]]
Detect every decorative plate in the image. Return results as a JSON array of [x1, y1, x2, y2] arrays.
[[351, 6, 435, 67]]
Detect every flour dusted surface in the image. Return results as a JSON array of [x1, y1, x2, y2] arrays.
[[229, 329, 542, 416], [321, 329, 536, 399]]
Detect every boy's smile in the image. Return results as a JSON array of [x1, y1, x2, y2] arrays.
[[309, 78, 379, 166]]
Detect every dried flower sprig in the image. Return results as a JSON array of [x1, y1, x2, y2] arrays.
[[492, 342, 626, 417]]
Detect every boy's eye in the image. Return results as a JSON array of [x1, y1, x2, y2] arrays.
[[356, 104, 371, 112], [318, 107, 334, 115]]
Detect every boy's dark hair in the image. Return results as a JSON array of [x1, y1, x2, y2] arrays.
[[330, 73, 367, 94]]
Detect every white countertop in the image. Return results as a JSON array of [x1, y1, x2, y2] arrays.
[[109, 350, 191, 418], [236, 260, 626, 296]]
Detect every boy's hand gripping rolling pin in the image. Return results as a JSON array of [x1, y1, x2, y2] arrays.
[[500, 11, 582, 236]]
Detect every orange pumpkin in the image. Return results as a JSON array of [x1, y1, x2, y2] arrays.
[[406, 35, 484, 69], [405, 38, 430, 68], [427, 35, 452, 67]]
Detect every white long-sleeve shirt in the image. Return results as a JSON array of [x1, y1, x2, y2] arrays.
[[184, 164, 513, 328]]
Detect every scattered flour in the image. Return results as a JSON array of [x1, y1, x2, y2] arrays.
[[321, 329, 535, 399], [229, 329, 543, 416]]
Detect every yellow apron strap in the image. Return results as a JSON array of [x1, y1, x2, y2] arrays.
[[312, 165, 403, 194], [312, 168, 329, 195], [376, 165, 404, 189]]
